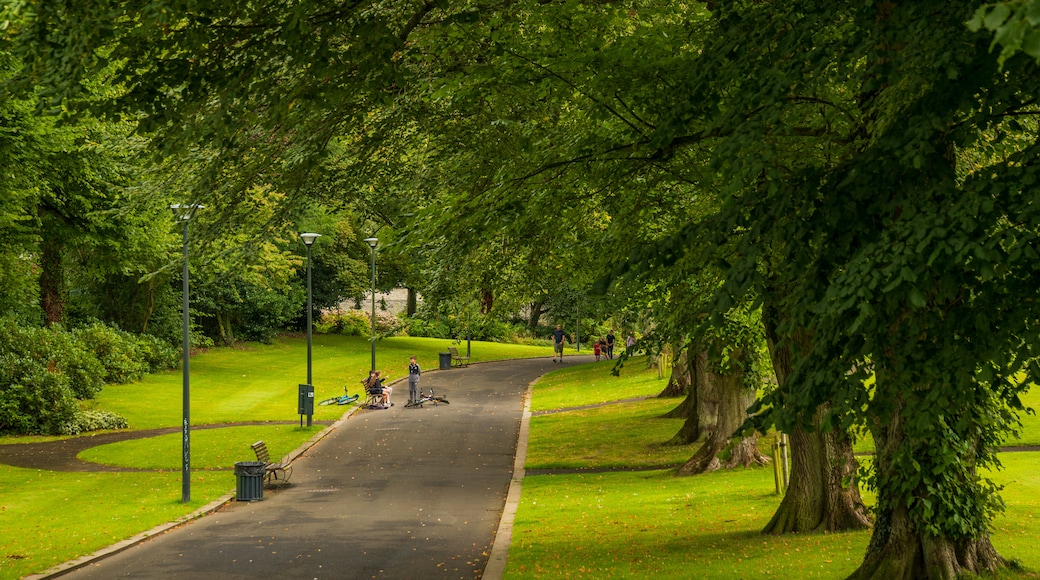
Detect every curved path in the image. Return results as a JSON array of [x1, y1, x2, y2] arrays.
[[19, 356, 573, 580], [0, 422, 334, 472]]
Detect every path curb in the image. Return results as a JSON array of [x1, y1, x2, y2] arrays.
[[483, 376, 535, 579]]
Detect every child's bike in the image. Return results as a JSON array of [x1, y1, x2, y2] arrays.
[[317, 386, 361, 406], [405, 388, 450, 408]]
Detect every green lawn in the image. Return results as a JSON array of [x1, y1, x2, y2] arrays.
[[508, 363, 1040, 579], [0, 335, 551, 579], [2, 342, 1037, 579], [91, 335, 550, 430]]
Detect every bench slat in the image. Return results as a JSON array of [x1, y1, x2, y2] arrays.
[[251, 440, 292, 485]]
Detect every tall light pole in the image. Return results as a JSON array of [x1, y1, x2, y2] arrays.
[[170, 203, 202, 504], [300, 233, 321, 427], [363, 237, 378, 372]]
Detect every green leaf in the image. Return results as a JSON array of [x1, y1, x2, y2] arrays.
[[908, 287, 926, 308], [984, 4, 1012, 31]]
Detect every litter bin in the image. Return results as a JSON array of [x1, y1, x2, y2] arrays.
[[235, 461, 265, 501], [439, 352, 452, 370]]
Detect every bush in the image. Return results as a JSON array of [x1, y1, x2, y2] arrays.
[[0, 320, 164, 435], [58, 408, 129, 436], [42, 329, 106, 399], [0, 354, 78, 435], [316, 309, 370, 336], [401, 315, 451, 339], [374, 310, 401, 336], [0, 321, 105, 399], [136, 333, 180, 372], [72, 322, 150, 384]]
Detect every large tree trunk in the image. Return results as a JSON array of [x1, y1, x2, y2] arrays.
[[40, 234, 66, 326], [677, 347, 768, 475], [761, 293, 871, 534], [664, 349, 715, 442], [848, 390, 1004, 579], [762, 414, 871, 533]]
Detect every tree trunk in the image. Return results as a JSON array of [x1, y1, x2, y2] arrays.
[[762, 416, 871, 534], [848, 392, 1004, 579], [677, 348, 768, 475], [665, 349, 715, 443], [480, 280, 493, 314], [761, 294, 871, 534], [658, 345, 690, 398], [406, 287, 417, 317], [40, 234, 66, 326], [216, 311, 234, 345], [527, 299, 545, 330]]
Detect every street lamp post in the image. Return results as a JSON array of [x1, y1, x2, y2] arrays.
[[170, 203, 202, 504], [363, 237, 378, 372], [300, 233, 321, 427]]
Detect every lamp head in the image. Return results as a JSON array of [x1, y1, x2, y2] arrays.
[[170, 204, 204, 222], [300, 232, 322, 246], [363, 237, 378, 248]]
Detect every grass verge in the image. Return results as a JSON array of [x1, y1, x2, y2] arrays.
[[508, 363, 1040, 579]]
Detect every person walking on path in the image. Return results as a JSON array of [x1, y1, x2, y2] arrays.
[[552, 324, 567, 363], [408, 356, 421, 403], [606, 330, 616, 359], [626, 333, 636, 356]]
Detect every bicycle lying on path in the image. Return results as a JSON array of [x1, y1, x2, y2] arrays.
[[317, 386, 361, 406], [405, 388, 450, 408]]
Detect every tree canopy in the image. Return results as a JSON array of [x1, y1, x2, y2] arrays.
[[6, 1, 1040, 577]]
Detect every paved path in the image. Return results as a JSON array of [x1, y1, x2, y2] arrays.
[[34, 357, 575, 580]]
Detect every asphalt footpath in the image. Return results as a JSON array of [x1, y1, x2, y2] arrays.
[[48, 356, 585, 580]]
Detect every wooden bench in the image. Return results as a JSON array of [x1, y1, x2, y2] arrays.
[[448, 346, 470, 368], [251, 440, 293, 485]]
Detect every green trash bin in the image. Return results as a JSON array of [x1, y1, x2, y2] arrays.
[[439, 352, 452, 370], [235, 461, 265, 501]]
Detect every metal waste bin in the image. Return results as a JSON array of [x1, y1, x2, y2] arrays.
[[439, 352, 452, 370], [235, 461, 265, 501]]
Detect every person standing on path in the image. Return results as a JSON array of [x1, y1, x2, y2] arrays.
[[606, 330, 616, 359], [408, 356, 421, 403], [626, 333, 636, 356], [552, 324, 567, 363]]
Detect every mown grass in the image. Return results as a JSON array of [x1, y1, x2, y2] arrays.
[[0, 334, 551, 579], [528, 356, 665, 412], [508, 362, 1040, 579], [89, 335, 550, 430]]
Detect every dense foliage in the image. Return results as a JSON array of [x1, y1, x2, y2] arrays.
[[0, 320, 176, 434]]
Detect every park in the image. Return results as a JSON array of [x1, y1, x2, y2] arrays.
[[4, 1, 1040, 579]]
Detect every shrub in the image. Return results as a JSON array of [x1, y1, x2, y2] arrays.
[[136, 333, 180, 372], [72, 322, 150, 384], [58, 408, 129, 436], [42, 329, 106, 399], [0, 320, 105, 399], [374, 310, 401, 336], [0, 319, 165, 435], [0, 354, 78, 435], [317, 309, 372, 336], [400, 315, 450, 338]]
